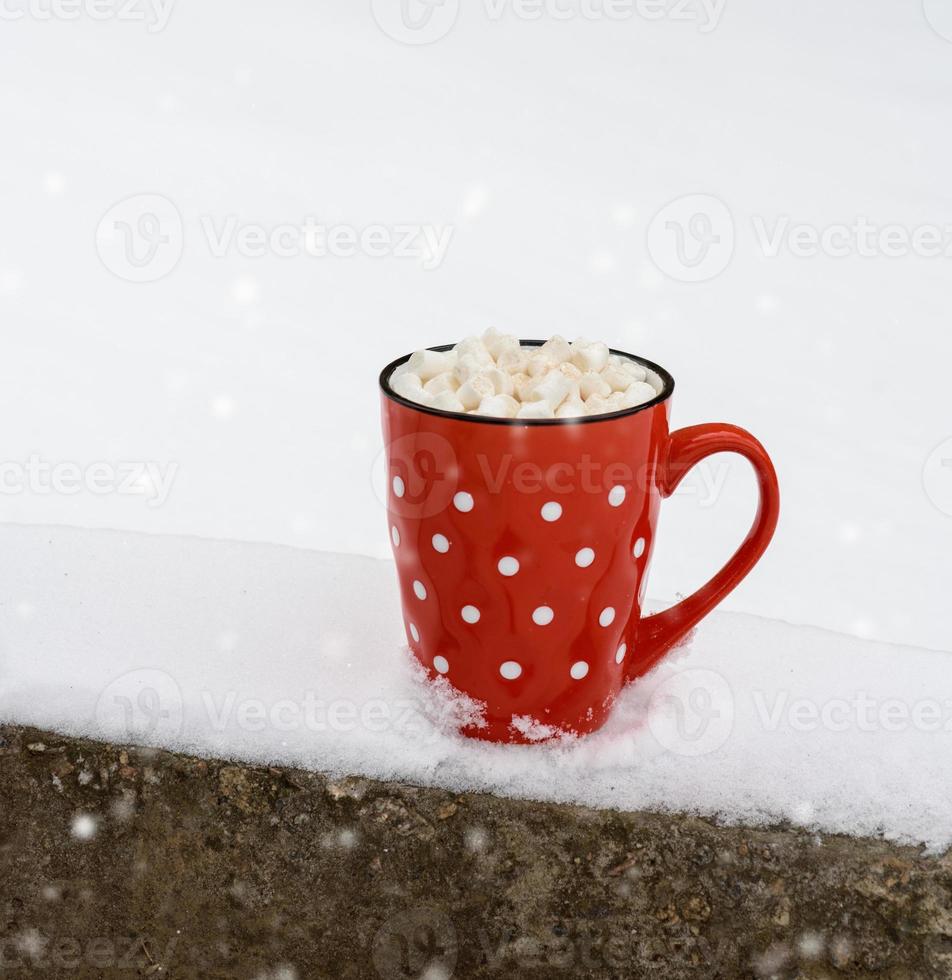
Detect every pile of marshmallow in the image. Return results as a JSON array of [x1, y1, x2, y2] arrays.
[[390, 330, 661, 419]]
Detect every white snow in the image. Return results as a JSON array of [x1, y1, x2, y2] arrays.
[[70, 813, 98, 841], [0, 0, 950, 651], [2, 524, 951, 850]]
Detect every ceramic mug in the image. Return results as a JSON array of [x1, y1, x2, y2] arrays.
[[380, 342, 779, 743]]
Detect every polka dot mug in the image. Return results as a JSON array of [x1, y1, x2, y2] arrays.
[[381, 343, 780, 743]]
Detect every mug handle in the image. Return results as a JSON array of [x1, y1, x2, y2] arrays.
[[628, 423, 780, 681]]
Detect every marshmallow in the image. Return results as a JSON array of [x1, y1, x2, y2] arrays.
[[424, 372, 460, 396], [485, 367, 515, 396], [619, 381, 658, 408], [571, 340, 610, 373], [392, 332, 662, 419], [496, 347, 530, 374], [602, 364, 638, 392], [456, 336, 494, 363], [407, 349, 455, 382], [455, 351, 495, 384], [431, 391, 465, 413], [526, 352, 555, 378], [475, 394, 519, 418], [392, 372, 425, 401], [522, 371, 573, 411], [457, 373, 496, 410], [512, 373, 536, 402], [482, 327, 519, 360], [516, 400, 555, 419], [608, 354, 648, 383], [556, 398, 587, 419], [580, 371, 612, 400], [539, 335, 573, 364], [585, 392, 624, 416]]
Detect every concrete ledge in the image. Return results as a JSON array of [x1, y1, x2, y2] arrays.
[[1, 724, 950, 979]]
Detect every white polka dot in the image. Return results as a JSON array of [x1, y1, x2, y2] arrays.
[[391, 526, 400, 547], [497, 556, 520, 577], [540, 501, 563, 522], [575, 547, 595, 568], [500, 661, 522, 680], [615, 643, 626, 664], [633, 537, 646, 558], [461, 605, 481, 624], [570, 661, 589, 680], [454, 491, 474, 512], [599, 606, 616, 627], [608, 485, 626, 507], [532, 606, 554, 626], [433, 656, 449, 674], [413, 580, 427, 600], [432, 534, 450, 553], [393, 476, 405, 498], [409, 623, 419, 643]]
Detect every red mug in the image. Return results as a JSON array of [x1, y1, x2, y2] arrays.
[[380, 343, 779, 743]]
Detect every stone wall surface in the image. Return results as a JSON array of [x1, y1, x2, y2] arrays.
[[1, 724, 951, 979]]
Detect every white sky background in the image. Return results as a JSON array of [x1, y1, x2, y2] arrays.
[[0, 0, 951, 650]]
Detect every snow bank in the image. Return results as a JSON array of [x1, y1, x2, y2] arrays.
[[1, 524, 949, 849]]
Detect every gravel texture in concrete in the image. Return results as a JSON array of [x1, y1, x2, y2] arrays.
[[1, 724, 951, 979]]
